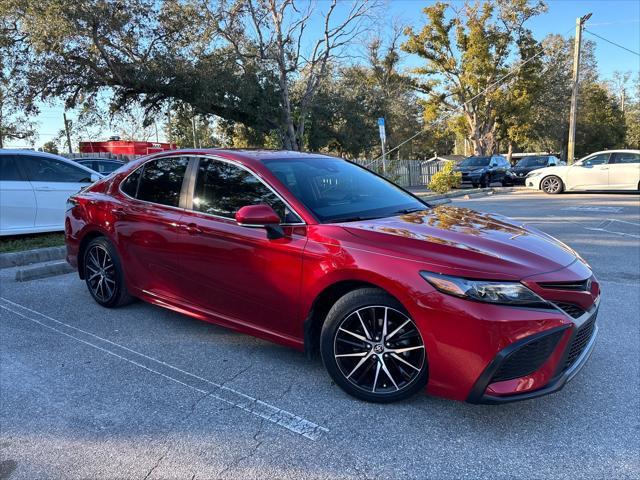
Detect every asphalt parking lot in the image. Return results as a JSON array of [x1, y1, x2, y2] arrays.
[[1, 191, 639, 479]]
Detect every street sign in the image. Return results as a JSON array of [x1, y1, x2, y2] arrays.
[[378, 117, 386, 142]]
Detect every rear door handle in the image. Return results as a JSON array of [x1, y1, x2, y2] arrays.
[[180, 223, 202, 235], [35, 186, 54, 191]]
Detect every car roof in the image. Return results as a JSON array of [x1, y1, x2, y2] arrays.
[[157, 148, 334, 161], [0, 149, 104, 176], [585, 149, 640, 156]]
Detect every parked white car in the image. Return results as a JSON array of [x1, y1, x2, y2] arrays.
[[526, 149, 640, 194], [0, 150, 103, 236]]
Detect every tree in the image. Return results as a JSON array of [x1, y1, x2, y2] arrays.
[[2, 0, 281, 137], [216, 0, 378, 150], [574, 83, 626, 157], [0, 13, 37, 147], [624, 74, 640, 149], [402, 0, 547, 156], [41, 140, 59, 154], [165, 103, 218, 148]]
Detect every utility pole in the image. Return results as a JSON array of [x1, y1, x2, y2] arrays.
[[191, 115, 197, 148], [567, 13, 592, 164], [63, 112, 73, 154]]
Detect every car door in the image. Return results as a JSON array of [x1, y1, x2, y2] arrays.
[[0, 154, 37, 234], [567, 153, 610, 190], [21, 155, 95, 230], [608, 152, 640, 189], [114, 156, 189, 299], [176, 156, 308, 339]]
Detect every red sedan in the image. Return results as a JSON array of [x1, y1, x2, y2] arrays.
[[64, 149, 599, 403]]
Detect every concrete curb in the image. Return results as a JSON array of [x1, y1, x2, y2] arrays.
[[0, 245, 67, 269], [414, 186, 523, 203], [15, 260, 75, 282]]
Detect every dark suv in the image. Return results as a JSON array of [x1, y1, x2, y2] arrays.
[[455, 155, 511, 188], [510, 155, 562, 184]]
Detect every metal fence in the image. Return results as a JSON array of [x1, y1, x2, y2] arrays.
[[353, 158, 449, 188], [60, 152, 136, 162]]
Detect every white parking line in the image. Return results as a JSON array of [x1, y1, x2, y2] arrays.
[[0, 297, 329, 440], [583, 219, 640, 239], [561, 206, 624, 213]]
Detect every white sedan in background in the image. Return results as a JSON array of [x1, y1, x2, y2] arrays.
[[0, 150, 102, 236], [526, 149, 640, 194]]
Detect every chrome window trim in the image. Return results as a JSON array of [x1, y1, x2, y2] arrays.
[[118, 153, 307, 226]]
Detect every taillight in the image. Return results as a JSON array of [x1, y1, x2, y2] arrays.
[[66, 196, 79, 211]]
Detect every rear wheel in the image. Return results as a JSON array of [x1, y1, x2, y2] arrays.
[[320, 288, 428, 403], [84, 237, 133, 308], [540, 175, 564, 194]]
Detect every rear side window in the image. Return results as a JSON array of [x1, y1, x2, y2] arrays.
[[22, 156, 93, 182], [135, 157, 189, 207], [0, 155, 25, 181], [612, 152, 640, 164]]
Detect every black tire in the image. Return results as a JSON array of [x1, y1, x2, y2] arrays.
[[540, 175, 564, 194], [480, 174, 490, 188], [320, 288, 428, 403], [83, 237, 134, 308]]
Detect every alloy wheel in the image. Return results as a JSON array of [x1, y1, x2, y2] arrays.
[[333, 306, 425, 394], [85, 245, 117, 303], [541, 176, 561, 193]]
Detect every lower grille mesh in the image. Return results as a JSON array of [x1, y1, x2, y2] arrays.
[[555, 302, 585, 319], [565, 316, 597, 369], [491, 331, 564, 382]]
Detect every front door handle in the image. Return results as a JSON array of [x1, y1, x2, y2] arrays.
[[180, 223, 202, 235]]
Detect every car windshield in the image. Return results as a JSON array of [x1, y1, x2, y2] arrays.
[[262, 157, 426, 223], [516, 156, 548, 168], [459, 156, 491, 167]]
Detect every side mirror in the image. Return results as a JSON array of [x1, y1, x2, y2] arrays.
[[90, 173, 101, 182], [235, 205, 284, 240]]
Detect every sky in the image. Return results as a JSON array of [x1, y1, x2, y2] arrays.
[[7, 0, 640, 150]]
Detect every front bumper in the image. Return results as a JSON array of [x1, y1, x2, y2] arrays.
[[467, 299, 599, 404], [525, 175, 542, 189]]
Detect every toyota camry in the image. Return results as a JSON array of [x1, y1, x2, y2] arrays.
[[65, 149, 599, 403]]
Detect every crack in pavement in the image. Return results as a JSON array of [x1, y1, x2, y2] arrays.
[[141, 364, 255, 480], [217, 418, 266, 479]]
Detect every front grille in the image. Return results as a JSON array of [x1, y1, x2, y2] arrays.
[[538, 278, 591, 291], [491, 330, 564, 382], [555, 302, 586, 319], [565, 315, 597, 369]]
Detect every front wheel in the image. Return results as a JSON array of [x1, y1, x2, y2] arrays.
[[320, 288, 428, 403], [540, 175, 564, 194]]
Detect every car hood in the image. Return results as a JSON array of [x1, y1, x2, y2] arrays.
[[455, 165, 487, 172], [340, 206, 579, 280], [526, 165, 569, 177]]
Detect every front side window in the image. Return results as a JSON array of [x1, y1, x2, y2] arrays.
[[611, 152, 640, 164], [23, 156, 93, 183], [134, 157, 189, 207], [263, 157, 426, 223], [579, 153, 609, 167], [192, 158, 300, 223]]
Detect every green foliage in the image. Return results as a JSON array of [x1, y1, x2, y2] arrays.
[[41, 140, 59, 154], [428, 162, 461, 193], [575, 83, 626, 158], [402, 0, 546, 156]]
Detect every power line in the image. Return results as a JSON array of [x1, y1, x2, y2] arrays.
[[365, 25, 575, 165], [584, 29, 640, 57]]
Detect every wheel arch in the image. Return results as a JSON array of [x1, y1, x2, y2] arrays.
[[303, 279, 406, 358], [76, 227, 113, 279], [539, 173, 565, 192]]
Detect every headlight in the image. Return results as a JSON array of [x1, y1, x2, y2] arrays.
[[420, 272, 549, 307]]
